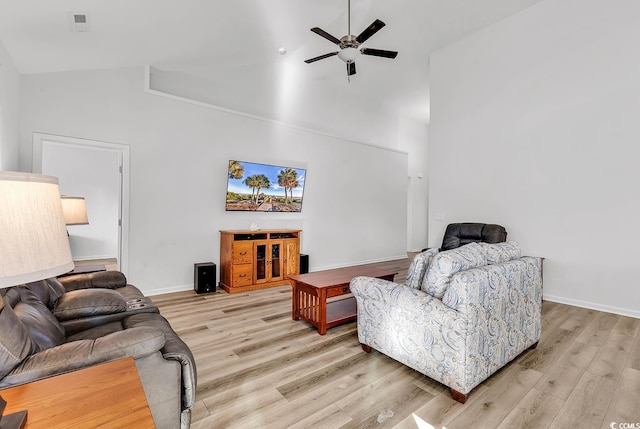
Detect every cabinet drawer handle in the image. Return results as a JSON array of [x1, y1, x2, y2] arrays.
[[239, 274, 247, 277], [239, 252, 247, 255], [343, 287, 349, 293]]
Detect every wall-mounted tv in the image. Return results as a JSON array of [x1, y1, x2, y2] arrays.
[[226, 160, 306, 212]]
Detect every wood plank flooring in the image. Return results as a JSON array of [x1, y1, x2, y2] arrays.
[[150, 256, 640, 429]]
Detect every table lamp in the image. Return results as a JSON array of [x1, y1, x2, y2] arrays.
[[60, 196, 89, 226], [0, 171, 74, 428]]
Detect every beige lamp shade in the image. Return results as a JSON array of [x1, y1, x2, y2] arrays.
[[60, 196, 89, 225], [0, 171, 74, 288]]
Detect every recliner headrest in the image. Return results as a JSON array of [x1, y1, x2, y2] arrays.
[[441, 222, 507, 251]]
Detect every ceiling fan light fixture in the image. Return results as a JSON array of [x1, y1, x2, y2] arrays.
[[304, 0, 397, 77], [337, 47, 359, 63]]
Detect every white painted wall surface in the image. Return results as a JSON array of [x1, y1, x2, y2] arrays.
[[398, 116, 429, 252], [19, 67, 408, 295], [429, 0, 640, 317], [0, 39, 19, 170]]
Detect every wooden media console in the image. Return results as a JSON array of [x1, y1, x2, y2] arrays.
[[219, 229, 301, 293]]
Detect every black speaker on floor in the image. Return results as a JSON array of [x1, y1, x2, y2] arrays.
[[194, 262, 216, 294], [299, 254, 309, 274]]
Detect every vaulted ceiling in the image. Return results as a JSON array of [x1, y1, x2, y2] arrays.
[[0, 0, 544, 130]]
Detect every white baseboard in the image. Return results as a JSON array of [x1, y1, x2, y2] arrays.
[[309, 254, 409, 273], [73, 255, 117, 261], [146, 284, 193, 296], [544, 294, 640, 319]]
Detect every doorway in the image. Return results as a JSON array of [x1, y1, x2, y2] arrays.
[[32, 133, 129, 273]]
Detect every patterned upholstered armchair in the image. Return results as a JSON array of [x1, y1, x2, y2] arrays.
[[350, 242, 543, 403]]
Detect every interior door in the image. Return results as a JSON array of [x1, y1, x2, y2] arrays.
[[33, 133, 129, 272]]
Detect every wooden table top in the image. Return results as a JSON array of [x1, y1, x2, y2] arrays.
[[0, 357, 155, 429], [287, 265, 397, 288]]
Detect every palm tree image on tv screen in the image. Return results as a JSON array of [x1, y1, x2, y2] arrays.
[[226, 160, 306, 212]]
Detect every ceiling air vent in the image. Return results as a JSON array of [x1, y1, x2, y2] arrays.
[[68, 12, 90, 32]]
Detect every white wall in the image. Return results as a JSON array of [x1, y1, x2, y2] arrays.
[[19, 67, 408, 295], [429, 0, 640, 317], [149, 64, 403, 150], [398, 116, 429, 252], [0, 39, 19, 170]]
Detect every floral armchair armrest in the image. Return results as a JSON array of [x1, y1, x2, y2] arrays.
[[350, 276, 468, 392]]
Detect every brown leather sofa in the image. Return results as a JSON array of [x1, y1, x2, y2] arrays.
[[0, 271, 196, 429]]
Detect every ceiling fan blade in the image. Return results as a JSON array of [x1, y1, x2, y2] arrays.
[[356, 19, 386, 44], [347, 62, 356, 76], [310, 27, 342, 45], [304, 52, 339, 64], [361, 48, 398, 59]]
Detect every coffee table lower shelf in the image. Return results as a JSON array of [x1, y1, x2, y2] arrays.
[[326, 296, 357, 326], [292, 296, 357, 335]]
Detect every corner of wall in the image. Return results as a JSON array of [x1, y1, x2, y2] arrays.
[[0, 37, 20, 171]]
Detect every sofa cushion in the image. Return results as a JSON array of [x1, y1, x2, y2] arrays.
[[0, 298, 35, 379], [54, 289, 127, 322], [67, 321, 124, 342], [481, 241, 521, 265], [14, 288, 66, 351], [405, 248, 439, 290], [1, 327, 166, 388], [423, 242, 487, 299]]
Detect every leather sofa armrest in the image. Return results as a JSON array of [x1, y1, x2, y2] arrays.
[[122, 313, 197, 410], [0, 326, 165, 388], [57, 271, 128, 292], [162, 339, 197, 410]]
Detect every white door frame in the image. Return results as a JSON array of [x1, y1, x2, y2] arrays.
[[32, 132, 130, 274]]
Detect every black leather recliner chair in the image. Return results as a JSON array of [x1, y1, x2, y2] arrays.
[[435, 222, 507, 251]]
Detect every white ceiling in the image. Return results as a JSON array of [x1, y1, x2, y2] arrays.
[[0, 0, 544, 125]]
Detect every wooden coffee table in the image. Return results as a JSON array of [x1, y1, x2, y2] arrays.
[[288, 265, 396, 335]]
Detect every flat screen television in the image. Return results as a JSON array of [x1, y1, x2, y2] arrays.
[[226, 160, 306, 212]]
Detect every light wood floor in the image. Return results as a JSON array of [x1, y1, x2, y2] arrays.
[[151, 256, 640, 429]]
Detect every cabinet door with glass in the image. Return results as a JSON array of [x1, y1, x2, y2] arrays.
[[254, 240, 284, 284]]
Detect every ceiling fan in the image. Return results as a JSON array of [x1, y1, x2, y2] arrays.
[[304, 0, 398, 81]]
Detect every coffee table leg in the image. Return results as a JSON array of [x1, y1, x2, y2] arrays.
[[289, 279, 300, 320], [318, 289, 327, 335]]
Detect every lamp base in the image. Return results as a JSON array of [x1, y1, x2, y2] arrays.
[[0, 410, 27, 429]]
